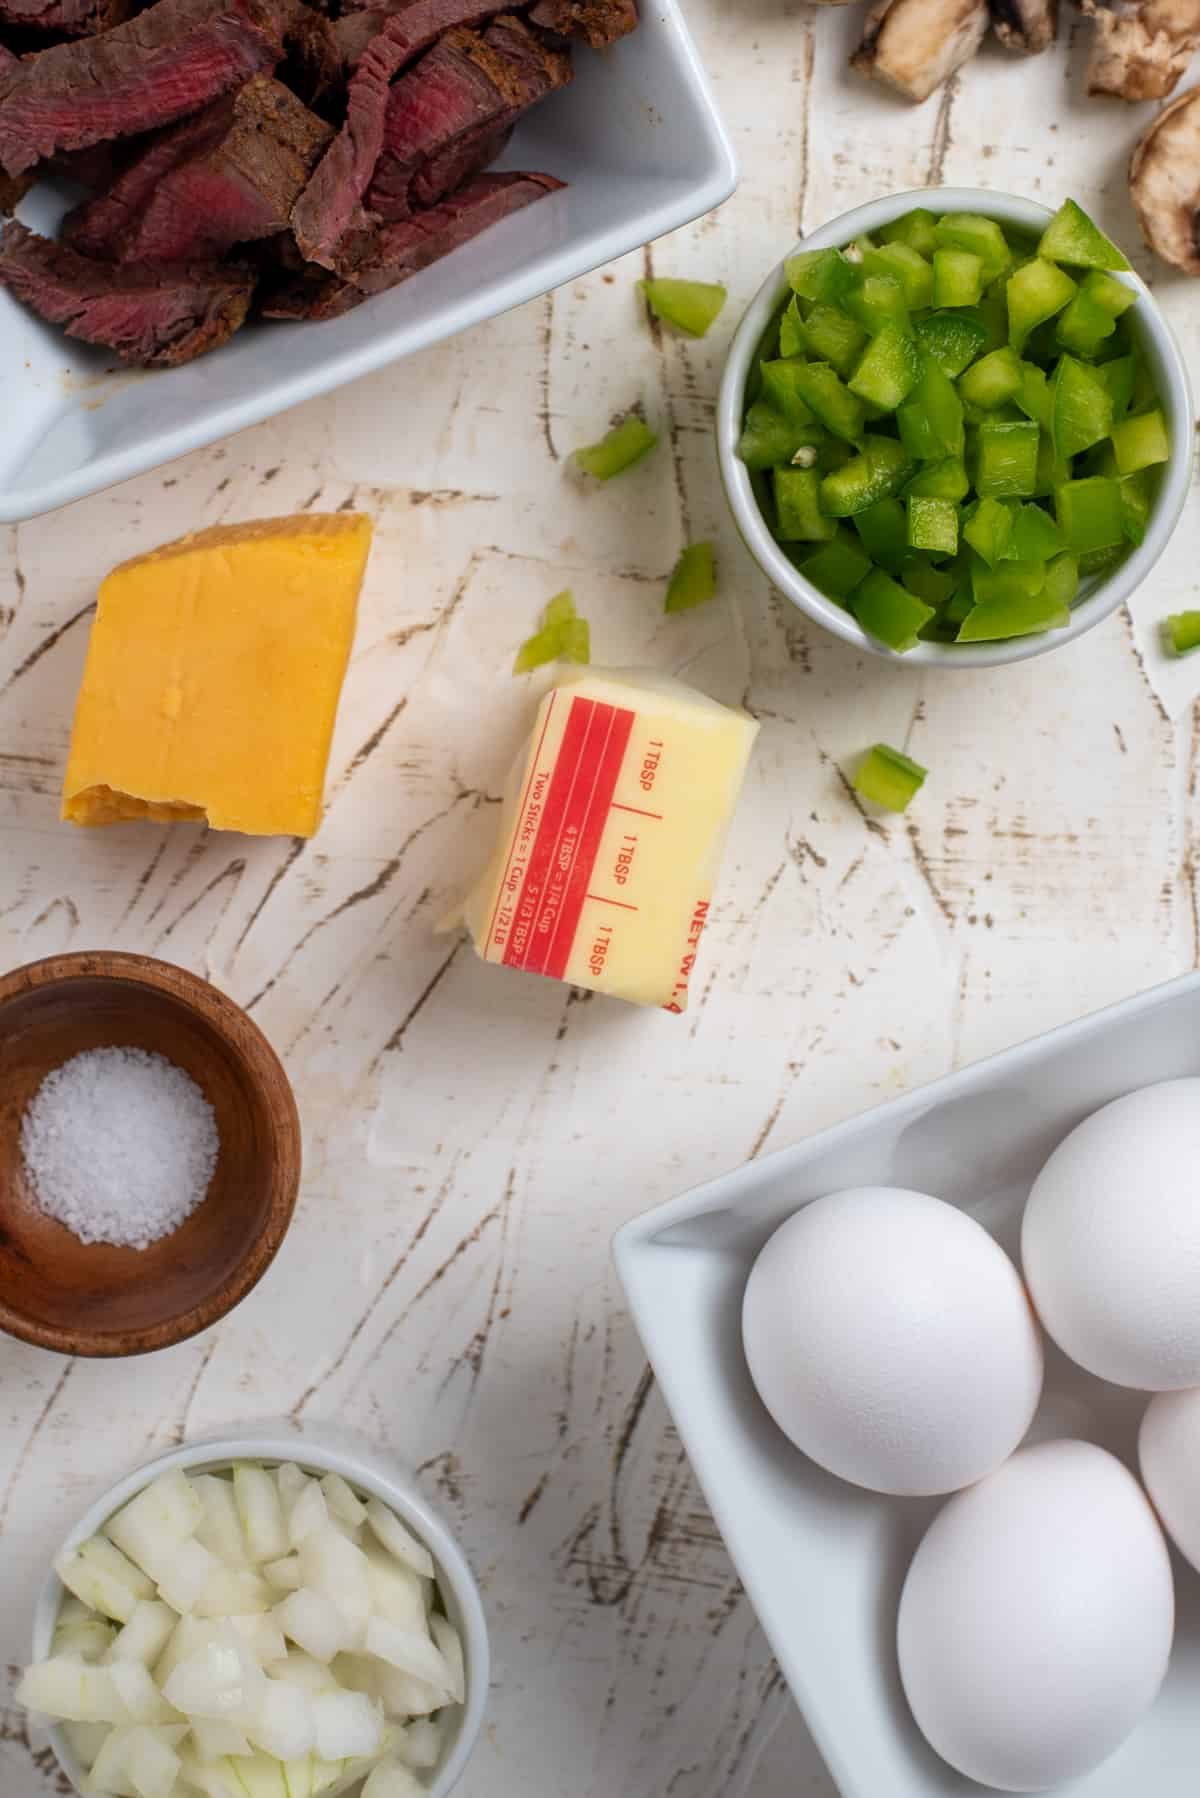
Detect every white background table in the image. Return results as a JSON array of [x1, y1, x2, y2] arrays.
[[1, 4, 1197, 1791]]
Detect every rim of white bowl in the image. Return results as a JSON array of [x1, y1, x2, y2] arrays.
[[30, 1431, 490, 1798], [716, 186, 1196, 670]]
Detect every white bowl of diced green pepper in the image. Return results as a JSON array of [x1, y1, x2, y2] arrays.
[[717, 188, 1193, 667]]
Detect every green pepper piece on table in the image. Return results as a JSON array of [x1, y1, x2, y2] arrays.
[[1007, 259, 1077, 354], [1052, 355, 1113, 460], [800, 530, 872, 598], [1111, 408, 1169, 475], [542, 590, 576, 629], [639, 278, 727, 338], [1010, 502, 1064, 562], [848, 321, 923, 410], [932, 248, 985, 308], [854, 743, 927, 811], [792, 363, 868, 442], [908, 495, 958, 555], [880, 209, 939, 259], [903, 457, 970, 501], [1054, 476, 1125, 554], [575, 415, 658, 480], [1038, 199, 1131, 273], [664, 542, 717, 612], [958, 346, 1024, 411], [820, 436, 916, 516], [786, 247, 856, 304], [774, 466, 837, 543], [854, 498, 910, 573], [933, 214, 1013, 285], [975, 419, 1039, 497], [897, 355, 965, 461], [963, 496, 1015, 566], [852, 568, 935, 651], [793, 303, 868, 376], [844, 275, 910, 336], [559, 617, 591, 662], [915, 310, 989, 377], [862, 242, 934, 310], [1164, 612, 1200, 656]]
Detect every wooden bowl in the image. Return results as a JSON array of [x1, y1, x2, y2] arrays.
[[0, 951, 301, 1357]]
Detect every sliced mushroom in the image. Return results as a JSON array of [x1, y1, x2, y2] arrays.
[[851, 0, 990, 101], [988, 0, 1057, 51], [1085, 0, 1200, 98], [1129, 84, 1200, 273]]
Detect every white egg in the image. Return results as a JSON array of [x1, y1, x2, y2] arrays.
[[899, 1440, 1174, 1792], [741, 1186, 1043, 1497], [1140, 1387, 1200, 1573], [1022, 1078, 1200, 1389]]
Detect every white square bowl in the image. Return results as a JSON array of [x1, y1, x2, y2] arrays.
[[613, 973, 1200, 1798], [0, 0, 735, 521]]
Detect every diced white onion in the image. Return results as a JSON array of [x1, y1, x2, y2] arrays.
[[321, 1474, 367, 1530], [430, 1614, 465, 1706], [400, 1715, 442, 1769], [263, 1555, 302, 1594], [364, 1501, 435, 1580], [288, 1480, 329, 1549], [312, 1688, 383, 1761], [273, 1589, 351, 1665], [249, 1677, 316, 1761], [233, 1466, 289, 1565], [155, 1539, 221, 1616], [106, 1472, 202, 1583], [189, 1716, 251, 1761], [362, 1760, 425, 1798], [106, 1601, 176, 1668]]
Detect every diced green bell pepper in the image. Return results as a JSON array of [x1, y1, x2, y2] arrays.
[[792, 362, 868, 442], [915, 310, 989, 377], [1131, 355, 1158, 413], [958, 346, 1023, 411], [1100, 354, 1137, 422], [1016, 362, 1052, 429], [854, 743, 927, 810], [975, 418, 1039, 497], [1052, 354, 1113, 459], [957, 586, 1070, 641], [514, 591, 589, 672], [932, 248, 985, 308], [1033, 430, 1071, 498], [933, 214, 1013, 285], [904, 561, 958, 607], [880, 208, 939, 259], [1007, 257, 1077, 354], [664, 542, 717, 612], [1119, 469, 1152, 545], [786, 247, 855, 304], [969, 282, 1011, 354], [1038, 198, 1131, 273], [760, 359, 818, 423], [849, 321, 923, 410], [1111, 408, 1169, 475], [1011, 502, 1064, 561], [574, 415, 658, 480], [792, 303, 868, 376], [963, 496, 1015, 567], [904, 457, 970, 501], [854, 498, 910, 573], [737, 401, 824, 471], [639, 278, 727, 338], [1055, 287, 1117, 359], [844, 274, 911, 336], [897, 355, 965, 461], [1054, 476, 1125, 554], [800, 529, 872, 598], [779, 295, 805, 359], [852, 568, 935, 652], [970, 556, 1047, 605], [774, 466, 836, 543], [820, 435, 916, 516], [1164, 611, 1200, 656], [1042, 552, 1080, 609], [542, 590, 576, 629], [862, 242, 934, 310], [559, 617, 591, 662], [908, 495, 958, 555]]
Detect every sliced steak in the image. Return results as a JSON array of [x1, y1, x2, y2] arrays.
[[65, 77, 334, 261], [0, 0, 135, 37], [270, 167, 561, 317], [0, 219, 255, 362], [290, 0, 507, 266], [366, 15, 570, 220], [0, 0, 292, 177], [528, 0, 636, 46], [409, 114, 510, 204]]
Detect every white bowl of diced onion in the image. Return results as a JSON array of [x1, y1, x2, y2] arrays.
[[23, 1433, 489, 1798]]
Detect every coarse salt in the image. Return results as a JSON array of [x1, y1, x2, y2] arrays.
[[20, 1046, 219, 1250]]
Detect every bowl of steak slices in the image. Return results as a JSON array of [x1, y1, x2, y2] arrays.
[[0, 0, 735, 519]]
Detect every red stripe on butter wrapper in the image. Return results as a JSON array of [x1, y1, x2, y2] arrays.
[[502, 695, 596, 973], [542, 703, 635, 980]]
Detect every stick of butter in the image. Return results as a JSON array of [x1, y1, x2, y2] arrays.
[[451, 670, 759, 1010], [62, 513, 372, 837]]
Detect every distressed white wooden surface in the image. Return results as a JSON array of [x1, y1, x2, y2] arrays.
[[0, 6, 1198, 1793]]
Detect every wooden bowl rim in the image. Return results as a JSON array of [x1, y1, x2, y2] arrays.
[[0, 950, 301, 1358]]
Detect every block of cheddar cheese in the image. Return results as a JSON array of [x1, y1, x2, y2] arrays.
[[62, 513, 372, 837], [451, 670, 759, 1010]]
